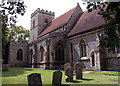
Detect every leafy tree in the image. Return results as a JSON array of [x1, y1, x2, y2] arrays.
[[0, 0, 26, 64], [83, 1, 120, 52], [8, 26, 29, 43]]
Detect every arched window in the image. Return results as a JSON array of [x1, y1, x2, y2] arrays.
[[91, 53, 95, 66], [47, 45, 50, 61], [80, 39, 87, 57], [55, 41, 64, 61], [17, 49, 23, 60], [70, 43, 73, 62], [40, 46, 44, 61], [33, 20, 35, 28], [30, 49, 33, 63]]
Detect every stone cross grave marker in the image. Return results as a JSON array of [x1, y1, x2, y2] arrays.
[[74, 62, 83, 79], [52, 70, 62, 85], [27, 73, 42, 86]]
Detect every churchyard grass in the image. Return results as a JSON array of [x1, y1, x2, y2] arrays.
[[2, 67, 119, 85], [89, 71, 119, 76]]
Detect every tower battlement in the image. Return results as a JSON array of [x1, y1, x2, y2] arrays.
[[31, 8, 55, 18]]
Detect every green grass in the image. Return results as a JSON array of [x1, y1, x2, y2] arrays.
[[2, 67, 119, 85], [89, 71, 119, 76]]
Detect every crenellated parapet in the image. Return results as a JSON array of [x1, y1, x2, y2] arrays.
[[31, 8, 55, 18]]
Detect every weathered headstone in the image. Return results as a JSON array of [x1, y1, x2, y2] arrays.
[[65, 66, 73, 82], [27, 73, 42, 86], [74, 62, 83, 79], [52, 70, 62, 85], [64, 63, 70, 71]]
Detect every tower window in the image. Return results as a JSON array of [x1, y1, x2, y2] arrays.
[[45, 18, 48, 23], [33, 20, 35, 28]]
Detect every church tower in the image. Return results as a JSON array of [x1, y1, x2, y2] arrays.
[[30, 8, 55, 42]]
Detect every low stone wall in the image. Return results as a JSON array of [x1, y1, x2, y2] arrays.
[[105, 57, 120, 71]]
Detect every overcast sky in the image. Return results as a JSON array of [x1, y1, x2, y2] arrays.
[[16, 0, 87, 30]]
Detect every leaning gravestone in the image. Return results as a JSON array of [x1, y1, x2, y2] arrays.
[[65, 66, 73, 82], [52, 70, 62, 85], [74, 62, 83, 79], [27, 73, 42, 86], [64, 63, 70, 71]]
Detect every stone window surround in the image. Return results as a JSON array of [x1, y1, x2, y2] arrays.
[[79, 39, 88, 59], [40, 46, 44, 62], [33, 20, 35, 28], [17, 48, 23, 61]]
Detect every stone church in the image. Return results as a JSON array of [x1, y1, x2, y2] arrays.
[[8, 3, 120, 71]]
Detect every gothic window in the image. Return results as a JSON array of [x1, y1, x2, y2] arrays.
[[70, 43, 73, 62], [91, 53, 95, 66], [80, 39, 87, 58], [30, 49, 33, 63], [40, 46, 44, 61], [33, 20, 35, 28], [17, 49, 23, 61], [55, 41, 64, 61], [47, 45, 50, 61]]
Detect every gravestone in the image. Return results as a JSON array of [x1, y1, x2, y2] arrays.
[[65, 66, 73, 82], [64, 63, 70, 71], [27, 73, 42, 86], [74, 62, 83, 79], [52, 70, 62, 85]]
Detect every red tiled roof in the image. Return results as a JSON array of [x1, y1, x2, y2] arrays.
[[67, 10, 105, 36], [38, 7, 76, 37]]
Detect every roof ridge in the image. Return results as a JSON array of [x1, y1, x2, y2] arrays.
[[52, 6, 76, 22], [38, 6, 77, 38]]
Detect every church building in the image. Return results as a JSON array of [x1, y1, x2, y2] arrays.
[[8, 3, 120, 71]]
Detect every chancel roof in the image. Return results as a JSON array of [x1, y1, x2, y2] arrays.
[[67, 10, 105, 36], [38, 4, 105, 38], [38, 7, 76, 37]]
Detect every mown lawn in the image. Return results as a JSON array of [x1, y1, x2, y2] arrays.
[[2, 67, 119, 86]]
